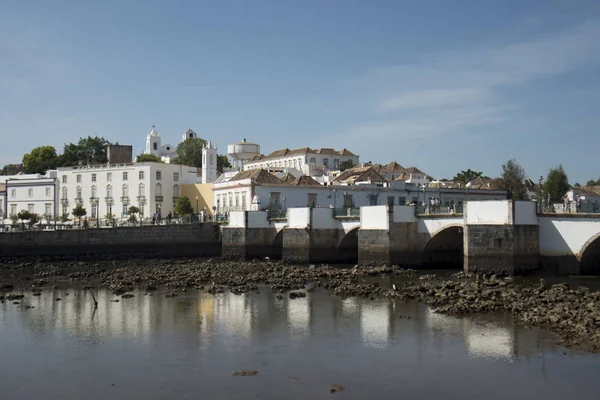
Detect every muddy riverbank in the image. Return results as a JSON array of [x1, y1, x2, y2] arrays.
[[1, 258, 599, 352]]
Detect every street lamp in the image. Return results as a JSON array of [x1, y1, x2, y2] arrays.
[[537, 175, 543, 213]]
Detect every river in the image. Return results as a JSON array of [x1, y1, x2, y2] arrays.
[[1, 286, 599, 399]]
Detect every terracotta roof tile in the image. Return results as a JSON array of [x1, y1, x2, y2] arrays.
[[290, 175, 322, 187], [230, 169, 283, 185], [280, 173, 296, 184]]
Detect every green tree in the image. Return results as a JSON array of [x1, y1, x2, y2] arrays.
[[453, 169, 483, 185], [174, 196, 194, 216], [127, 205, 140, 223], [0, 164, 24, 175], [72, 204, 87, 226], [573, 182, 581, 188], [498, 159, 528, 200], [60, 136, 112, 167], [217, 154, 231, 173], [136, 153, 163, 163], [16, 210, 39, 228], [172, 138, 207, 168], [339, 160, 355, 171], [22, 146, 60, 174], [544, 165, 570, 204]]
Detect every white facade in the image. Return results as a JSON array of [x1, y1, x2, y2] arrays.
[[202, 141, 218, 184], [0, 186, 6, 220], [5, 177, 59, 218], [55, 162, 198, 220], [213, 180, 506, 214], [243, 149, 360, 177], [144, 127, 177, 163]]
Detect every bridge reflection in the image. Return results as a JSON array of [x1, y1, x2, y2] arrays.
[[8, 288, 555, 361]]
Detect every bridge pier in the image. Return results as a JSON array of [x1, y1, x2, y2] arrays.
[[221, 211, 285, 260], [464, 201, 540, 275], [282, 208, 360, 264]]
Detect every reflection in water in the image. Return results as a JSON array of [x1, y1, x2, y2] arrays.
[[1, 286, 592, 400], [360, 301, 391, 348], [287, 294, 310, 341]]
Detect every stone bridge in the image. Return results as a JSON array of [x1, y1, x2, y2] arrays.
[[222, 200, 600, 274]]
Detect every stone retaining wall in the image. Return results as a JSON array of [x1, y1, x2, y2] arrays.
[[0, 224, 221, 259]]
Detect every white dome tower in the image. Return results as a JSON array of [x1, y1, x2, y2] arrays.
[[145, 126, 162, 156], [202, 141, 218, 183], [227, 138, 260, 170]]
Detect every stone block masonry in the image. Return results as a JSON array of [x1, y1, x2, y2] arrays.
[[0, 224, 222, 259]]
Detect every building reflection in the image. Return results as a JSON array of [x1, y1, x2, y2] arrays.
[[8, 287, 555, 362]]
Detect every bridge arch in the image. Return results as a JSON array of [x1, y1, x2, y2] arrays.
[[336, 227, 359, 264], [422, 225, 464, 269], [578, 232, 600, 275]]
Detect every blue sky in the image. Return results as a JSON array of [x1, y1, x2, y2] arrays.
[[2, 0, 600, 183]]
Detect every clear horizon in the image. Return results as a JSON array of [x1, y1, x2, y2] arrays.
[[2, 0, 600, 184]]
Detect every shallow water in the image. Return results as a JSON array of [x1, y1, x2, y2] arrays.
[[1, 287, 599, 399]]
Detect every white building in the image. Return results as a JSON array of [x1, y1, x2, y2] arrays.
[[0, 183, 6, 220], [213, 169, 506, 214], [4, 175, 59, 218], [54, 162, 198, 221], [243, 147, 360, 177], [144, 127, 184, 163]]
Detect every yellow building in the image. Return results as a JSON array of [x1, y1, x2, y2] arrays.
[[181, 183, 214, 215]]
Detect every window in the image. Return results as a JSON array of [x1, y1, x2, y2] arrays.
[[399, 197, 406, 205], [91, 185, 97, 198], [62, 175, 67, 184], [11, 189, 16, 198], [210, 154, 214, 165], [106, 185, 113, 198], [310, 157, 316, 165], [123, 172, 128, 181], [334, 159, 340, 170], [45, 204, 52, 216], [235, 193, 240, 208], [62, 205, 68, 216], [28, 188, 33, 198], [46, 187, 51, 197], [91, 173, 97, 182], [122, 184, 129, 198], [173, 172, 179, 182], [91, 203, 97, 219], [173, 184, 180, 198], [139, 171, 144, 180], [155, 183, 162, 197], [369, 195, 378, 206], [76, 186, 82, 199], [62, 187, 68, 199], [77, 174, 82, 183], [28, 204, 34, 213], [270, 192, 281, 205], [343, 194, 354, 208], [107, 172, 112, 182], [242, 193, 247, 210], [11, 204, 17, 216], [122, 205, 128, 217], [308, 193, 317, 208], [153, 142, 158, 151], [138, 183, 145, 197], [156, 171, 162, 180], [323, 158, 329, 168]]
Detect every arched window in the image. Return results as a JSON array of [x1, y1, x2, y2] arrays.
[[210, 153, 214, 165], [76, 186, 82, 199], [155, 183, 162, 196], [173, 184, 180, 198], [122, 184, 128, 198], [153, 142, 158, 151], [106, 185, 113, 198], [62, 187, 68, 199], [138, 183, 145, 197], [91, 185, 97, 198]]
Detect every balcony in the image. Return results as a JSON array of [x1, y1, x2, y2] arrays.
[[155, 196, 164, 203], [105, 197, 114, 205], [120, 196, 130, 205], [60, 198, 69, 206], [137, 196, 147, 205], [89, 197, 99, 204], [74, 197, 83, 205], [173, 196, 180, 203]]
